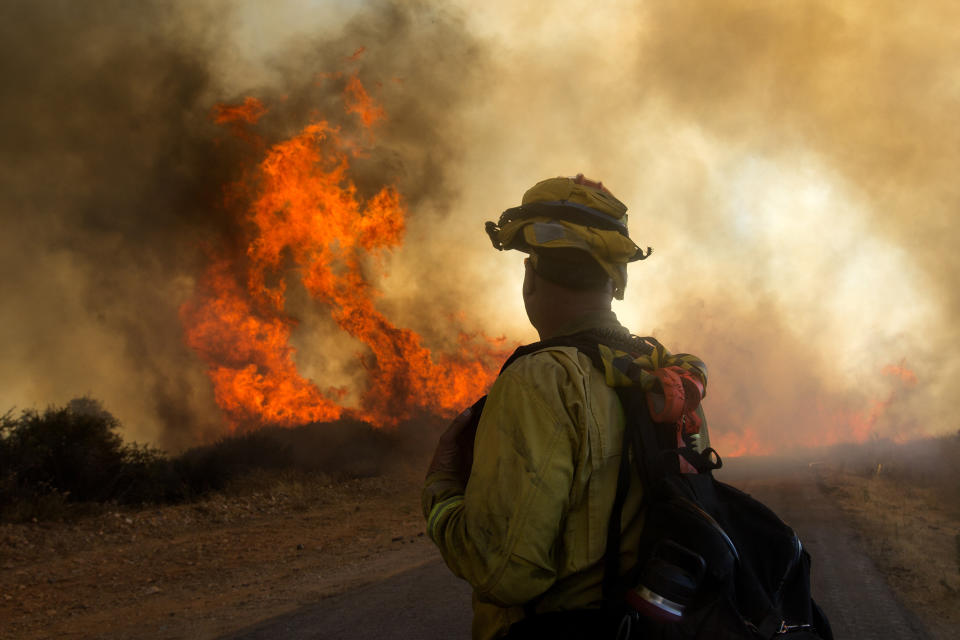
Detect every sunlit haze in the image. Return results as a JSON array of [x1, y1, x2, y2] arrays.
[[1, 0, 955, 455]]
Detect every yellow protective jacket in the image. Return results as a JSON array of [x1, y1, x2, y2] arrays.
[[423, 310, 669, 639]]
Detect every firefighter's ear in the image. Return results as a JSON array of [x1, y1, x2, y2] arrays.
[[522, 257, 536, 299]]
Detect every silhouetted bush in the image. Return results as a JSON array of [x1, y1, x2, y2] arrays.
[[172, 430, 295, 497], [168, 419, 396, 495], [0, 398, 175, 519], [0, 397, 409, 521]]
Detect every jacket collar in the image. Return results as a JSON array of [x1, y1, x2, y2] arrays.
[[549, 309, 626, 339]]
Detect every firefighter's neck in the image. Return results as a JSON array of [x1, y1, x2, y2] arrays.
[[523, 268, 613, 341]]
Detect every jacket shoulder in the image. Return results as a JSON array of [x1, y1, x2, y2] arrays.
[[501, 344, 592, 379], [495, 345, 599, 411]]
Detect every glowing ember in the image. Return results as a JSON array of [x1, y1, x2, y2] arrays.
[[182, 77, 507, 432]]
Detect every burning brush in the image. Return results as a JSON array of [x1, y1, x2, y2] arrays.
[[181, 74, 508, 434]]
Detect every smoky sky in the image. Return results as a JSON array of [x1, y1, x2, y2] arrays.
[[0, 0, 487, 450], [2, 0, 956, 453], [628, 0, 960, 447], [634, 0, 960, 316], [0, 0, 232, 449], [399, 0, 960, 451]]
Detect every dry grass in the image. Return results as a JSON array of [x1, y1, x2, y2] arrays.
[[817, 432, 960, 640], [0, 464, 434, 640]]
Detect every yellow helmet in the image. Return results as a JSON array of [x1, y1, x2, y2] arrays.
[[485, 174, 651, 299]]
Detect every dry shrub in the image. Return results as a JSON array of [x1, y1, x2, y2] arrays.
[[0, 398, 169, 519], [1, 397, 432, 521]]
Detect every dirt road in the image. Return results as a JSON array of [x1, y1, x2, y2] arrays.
[[725, 463, 932, 640], [224, 462, 932, 640]]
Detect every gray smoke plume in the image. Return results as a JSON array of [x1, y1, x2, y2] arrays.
[[401, 0, 960, 451], [0, 0, 487, 450], [3, 0, 955, 455]]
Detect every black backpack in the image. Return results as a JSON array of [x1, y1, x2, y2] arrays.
[[499, 330, 834, 640]]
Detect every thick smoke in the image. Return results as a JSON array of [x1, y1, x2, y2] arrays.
[[0, 0, 234, 448], [628, 0, 960, 446], [3, 0, 955, 454], [0, 0, 487, 449], [632, 2, 960, 336], [418, 0, 959, 450]]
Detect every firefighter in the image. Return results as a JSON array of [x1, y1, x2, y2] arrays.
[[422, 175, 702, 639]]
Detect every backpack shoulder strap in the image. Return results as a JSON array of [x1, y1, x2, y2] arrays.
[[499, 328, 654, 374], [499, 331, 601, 374]]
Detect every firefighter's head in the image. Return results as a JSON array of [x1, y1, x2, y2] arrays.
[[485, 174, 650, 300], [518, 251, 614, 336], [486, 174, 651, 335]]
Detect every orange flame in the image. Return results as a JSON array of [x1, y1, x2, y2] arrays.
[[343, 74, 385, 127], [213, 97, 267, 125], [712, 427, 774, 458], [183, 76, 508, 432]]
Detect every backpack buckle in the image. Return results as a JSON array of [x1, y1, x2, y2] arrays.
[[776, 621, 814, 635]]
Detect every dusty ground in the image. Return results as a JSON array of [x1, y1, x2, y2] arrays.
[[0, 466, 436, 640], [4, 458, 959, 640], [815, 466, 960, 640]]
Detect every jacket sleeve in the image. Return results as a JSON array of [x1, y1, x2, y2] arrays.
[[422, 351, 583, 607]]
